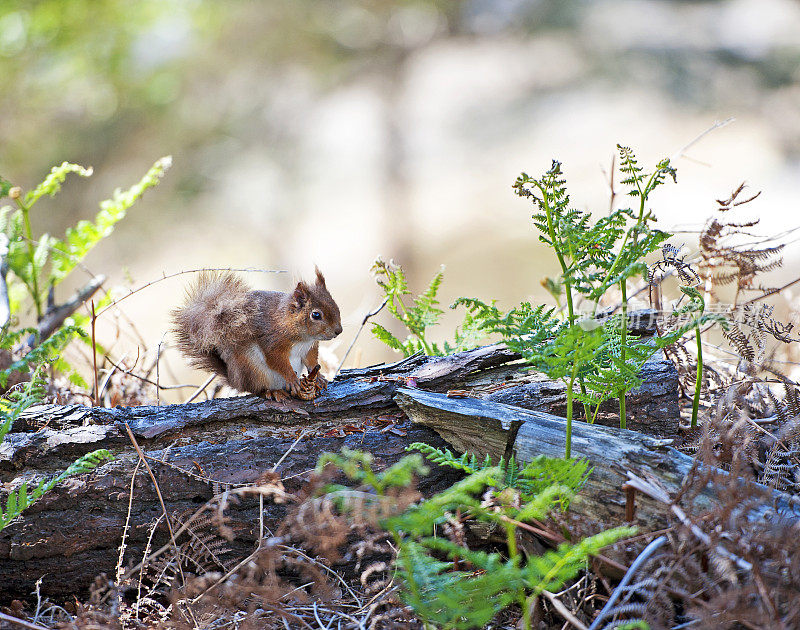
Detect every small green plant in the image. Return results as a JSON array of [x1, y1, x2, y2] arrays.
[[370, 258, 489, 356], [450, 147, 695, 454], [0, 325, 83, 387], [0, 156, 171, 322], [0, 159, 162, 528], [649, 246, 727, 429], [510, 147, 675, 428], [317, 447, 633, 629], [408, 442, 590, 510], [0, 157, 171, 388], [674, 286, 718, 428]]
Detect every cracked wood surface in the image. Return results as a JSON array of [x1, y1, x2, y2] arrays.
[[0, 336, 677, 599], [394, 387, 800, 529]]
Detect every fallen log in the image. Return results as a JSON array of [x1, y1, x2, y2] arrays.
[[0, 334, 677, 600], [0, 412, 462, 599], [394, 387, 800, 528]]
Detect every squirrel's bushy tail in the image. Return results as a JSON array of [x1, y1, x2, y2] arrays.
[[171, 272, 257, 376]]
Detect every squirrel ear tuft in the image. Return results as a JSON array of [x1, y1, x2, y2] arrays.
[[291, 282, 310, 308], [314, 266, 326, 287]]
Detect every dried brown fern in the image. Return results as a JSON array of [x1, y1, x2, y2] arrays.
[[699, 183, 784, 304], [140, 466, 423, 629]]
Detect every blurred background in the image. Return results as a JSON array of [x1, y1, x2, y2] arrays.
[[1, 0, 799, 395]]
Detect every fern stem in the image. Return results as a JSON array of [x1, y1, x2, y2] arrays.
[[592, 166, 654, 317], [15, 197, 42, 320], [590, 401, 602, 425], [533, 179, 591, 419], [565, 366, 578, 459], [595, 166, 651, 312], [505, 520, 519, 563], [394, 294, 435, 356], [521, 594, 533, 630], [691, 324, 703, 428], [619, 281, 627, 430], [593, 229, 631, 316], [504, 516, 532, 630], [531, 183, 572, 318]]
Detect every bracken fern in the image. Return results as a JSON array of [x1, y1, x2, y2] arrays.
[[320, 448, 632, 630]]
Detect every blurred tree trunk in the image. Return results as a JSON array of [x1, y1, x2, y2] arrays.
[[380, 47, 415, 279]]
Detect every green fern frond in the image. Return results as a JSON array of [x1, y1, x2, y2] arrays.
[[397, 540, 521, 629], [319, 447, 634, 630], [514, 484, 572, 522], [24, 162, 93, 207], [0, 448, 113, 531], [408, 442, 492, 474], [370, 322, 407, 353], [49, 156, 171, 285], [0, 333, 114, 532], [408, 444, 590, 509], [372, 260, 493, 357], [0, 325, 83, 388], [316, 448, 429, 496], [618, 144, 676, 200], [385, 467, 500, 537], [526, 525, 635, 595]]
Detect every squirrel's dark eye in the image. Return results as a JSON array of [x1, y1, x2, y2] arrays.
[[311, 310, 323, 321]]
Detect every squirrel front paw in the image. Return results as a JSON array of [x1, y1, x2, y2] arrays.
[[264, 389, 290, 402]]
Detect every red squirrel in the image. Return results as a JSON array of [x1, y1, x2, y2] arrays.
[[172, 269, 342, 400]]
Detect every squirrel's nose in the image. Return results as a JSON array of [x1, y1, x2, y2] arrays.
[[334, 325, 343, 337]]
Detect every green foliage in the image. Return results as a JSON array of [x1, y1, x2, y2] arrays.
[[452, 298, 564, 354], [0, 367, 47, 444], [49, 157, 172, 285], [316, 447, 429, 495], [408, 442, 590, 511], [371, 258, 490, 357], [23, 162, 94, 207], [319, 448, 633, 629], [0, 157, 143, 525], [0, 176, 13, 199], [619, 146, 677, 200], [396, 539, 524, 629], [408, 442, 493, 474], [372, 145, 704, 446], [452, 146, 681, 446], [0, 156, 170, 392], [512, 147, 673, 311], [0, 325, 84, 388], [1, 446, 114, 531], [0, 157, 170, 320]]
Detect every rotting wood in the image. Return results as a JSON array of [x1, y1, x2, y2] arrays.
[[394, 387, 800, 529], [0, 321, 677, 600], [0, 417, 462, 599]]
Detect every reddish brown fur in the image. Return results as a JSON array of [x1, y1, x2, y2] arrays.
[[172, 270, 342, 398]]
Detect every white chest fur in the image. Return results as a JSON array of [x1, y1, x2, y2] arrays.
[[289, 340, 314, 376]]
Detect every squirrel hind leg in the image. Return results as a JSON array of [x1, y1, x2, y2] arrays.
[[223, 344, 288, 396]]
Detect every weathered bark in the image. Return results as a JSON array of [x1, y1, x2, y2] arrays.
[[0, 336, 677, 600], [395, 387, 800, 529], [0, 414, 461, 600]]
